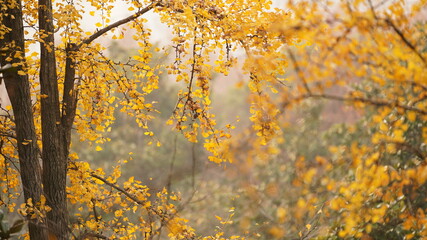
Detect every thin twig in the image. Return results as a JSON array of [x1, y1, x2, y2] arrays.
[[384, 140, 426, 160], [166, 134, 178, 202], [308, 93, 427, 115], [288, 49, 311, 95], [90, 173, 146, 205]]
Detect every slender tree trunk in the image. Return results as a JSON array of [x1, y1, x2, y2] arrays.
[[38, 0, 69, 238], [62, 44, 78, 153], [0, 1, 48, 239]]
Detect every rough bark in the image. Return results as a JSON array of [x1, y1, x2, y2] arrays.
[[61, 44, 78, 153], [38, 0, 69, 238], [0, 0, 48, 239]]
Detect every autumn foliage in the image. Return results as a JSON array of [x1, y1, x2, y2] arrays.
[[0, 0, 426, 239]]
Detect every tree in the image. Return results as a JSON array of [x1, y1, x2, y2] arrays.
[[195, 0, 426, 239], [1, 0, 426, 239], [0, 0, 285, 238], [270, 1, 427, 239]]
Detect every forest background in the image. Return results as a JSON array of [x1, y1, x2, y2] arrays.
[[0, 0, 426, 239]]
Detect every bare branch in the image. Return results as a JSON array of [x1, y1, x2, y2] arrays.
[[283, 93, 427, 116], [309, 93, 427, 115], [166, 134, 178, 202]]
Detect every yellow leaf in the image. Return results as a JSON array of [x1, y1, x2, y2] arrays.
[[166, 119, 173, 125], [114, 209, 123, 217], [270, 87, 278, 93], [407, 111, 416, 121], [276, 207, 286, 223], [269, 226, 285, 238], [95, 22, 102, 27], [95, 146, 103, 151], [204, 96, 211, 105], [128, 176, 134, 183], [108, 96, 116, 104], [69, 152, 79, 160], [146, 71, 153, 77]]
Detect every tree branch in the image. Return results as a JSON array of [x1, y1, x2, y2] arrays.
[[283, 93, 427, 116], [309, 93, 427, 115], [384, 140, 426, 160], [385, 18, 427, 67], [0, 132, 16, 139], [61, 43, 78, 151], [90, 173, 147, 206], [77, 2, 157, 49], [288, 49, 311, 95]]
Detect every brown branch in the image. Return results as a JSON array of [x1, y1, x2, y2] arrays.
[[283, 93, 427, 116], [288, 49, 312, 95], [90, 172, 194, 239], [61, 43, 78, 139], [385, 18, 427, 67], [0, 132, 16, 139], [90, 173, 147, 205], [191, 142, 196, 191], [77, 2, 157, 49], [367, 0, 378, 20], [308, 93, 427, 115], [166, 134, 178, 203], [385, 140, 426, 160]]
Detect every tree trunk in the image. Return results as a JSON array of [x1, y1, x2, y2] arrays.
[[38, 0, 69, 238], [0, 1, 48, 239]]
